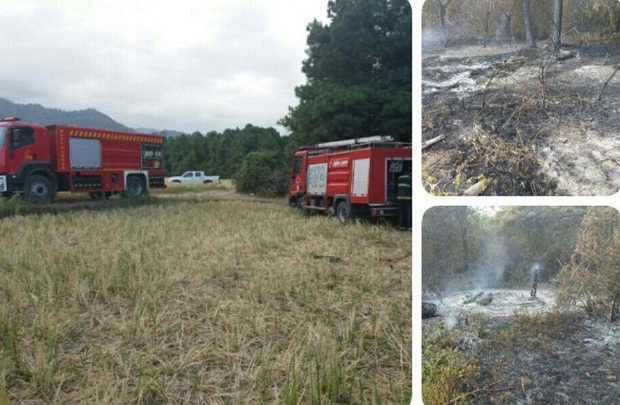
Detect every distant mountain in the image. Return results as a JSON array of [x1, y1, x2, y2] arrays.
[[0, 97, 131, 132], [134, 127, 185, 137], [0, 98, 182, 135]]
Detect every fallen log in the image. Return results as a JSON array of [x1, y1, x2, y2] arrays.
[[477, 292, 493, 306], [463, 291, 484, 305], [555, 50, 576, 61], [422, 134, 445, 150], [462, 177, 492, 196]]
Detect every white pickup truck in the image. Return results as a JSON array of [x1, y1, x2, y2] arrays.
[[167, 171, 220, 184]]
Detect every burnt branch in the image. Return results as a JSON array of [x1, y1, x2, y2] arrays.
[[597, 63, 620, 102]]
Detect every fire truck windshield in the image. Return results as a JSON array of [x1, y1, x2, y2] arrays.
[[0, 127, 7, 147]]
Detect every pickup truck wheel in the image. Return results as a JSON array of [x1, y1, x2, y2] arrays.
[[124, 176, 147, 197], [336, 201, 351, 225], [25, 175, 54, 204]]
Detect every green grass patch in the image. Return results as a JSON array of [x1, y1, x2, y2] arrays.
[[422, 324, 480, 405], [0, 196, 22, 218]]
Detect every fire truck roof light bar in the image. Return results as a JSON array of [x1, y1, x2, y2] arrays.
[[316, 135, 394, 149]]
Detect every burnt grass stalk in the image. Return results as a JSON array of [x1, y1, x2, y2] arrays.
[[423, 51, 611, 196]]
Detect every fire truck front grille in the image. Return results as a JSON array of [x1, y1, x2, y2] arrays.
[[149, 176, 165, 188]]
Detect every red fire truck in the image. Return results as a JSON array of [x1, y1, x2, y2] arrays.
[[289, 136, 412, 224], [0, 117, 165, 203]]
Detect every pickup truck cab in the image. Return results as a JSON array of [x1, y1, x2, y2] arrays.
[[168, 171, 220, 184]]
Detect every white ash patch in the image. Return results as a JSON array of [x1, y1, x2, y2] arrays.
[[573, 65, 620, 82], [428, 288, 557, 328]]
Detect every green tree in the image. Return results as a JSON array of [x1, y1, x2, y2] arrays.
[[220, 125, 283, 178], [235, 149, 288, 197], [281, 0, 412, 147], [165, 134, 200, 175], [165, 125, 286, 185]]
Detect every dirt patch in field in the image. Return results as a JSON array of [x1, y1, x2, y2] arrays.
[[14, 188, 283, 216], [422, 43, 620, 196]]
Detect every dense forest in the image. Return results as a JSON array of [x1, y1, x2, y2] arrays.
[[164, 0, 412, 196], [164, 125, 288, 196]]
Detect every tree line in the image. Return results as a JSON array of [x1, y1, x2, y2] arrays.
[[423, 0, 620, 48], [164, 125, 288, 196], [423, 206, 620, 319], [164, 0, 412, 196]]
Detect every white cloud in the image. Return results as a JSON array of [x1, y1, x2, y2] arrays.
[[0, 0, 328, 133]]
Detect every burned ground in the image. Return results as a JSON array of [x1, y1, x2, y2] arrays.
[[423, 288, 620, 404], [471, 313, 620, 405], [422, 43, 620, 196]]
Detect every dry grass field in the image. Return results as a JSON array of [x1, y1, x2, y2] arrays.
[[0, 193, 411, 404]]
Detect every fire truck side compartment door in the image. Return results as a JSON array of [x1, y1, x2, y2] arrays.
[[70, 137, 101, 169], [307, 163, 327, 195], [352, 158, 370, 197]]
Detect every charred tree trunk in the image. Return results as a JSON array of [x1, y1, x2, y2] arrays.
[[522, 0, 535, 47], [495, 10, 512, 44], [552, 0, 564, 50], [436, 0, 453, 29], [434, 0, 453, 47]]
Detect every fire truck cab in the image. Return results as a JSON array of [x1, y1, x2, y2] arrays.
[[289, 136, 412, 224]]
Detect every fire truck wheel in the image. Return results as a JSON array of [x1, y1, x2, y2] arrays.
[[336, 201, 351, 225], [125, 176, 147, 197], [25, 174, 54, 204], [296, 195, 305, 210]]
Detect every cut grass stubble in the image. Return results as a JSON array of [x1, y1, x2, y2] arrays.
[[0, 200, 411, 404]]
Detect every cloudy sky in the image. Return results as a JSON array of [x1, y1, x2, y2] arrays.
[[0, 0, 329, 134]]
